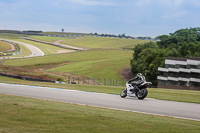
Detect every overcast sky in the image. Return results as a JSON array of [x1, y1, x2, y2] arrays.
[[0, 0, 200, 37]]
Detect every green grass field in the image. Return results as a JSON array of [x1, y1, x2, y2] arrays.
[[1, 34, 147, 81], [3, 49, 132, 81], [28, 35, 71, 43], [1, 33, 149, 50], [49, 49, 132, 80], [0, 93, 200, 133], [59, 36, 149, 49], [27, 35, 149, 49], [0, 34, 148, 85], [0, 41, 11, 52], [0, 33, 22, 39]]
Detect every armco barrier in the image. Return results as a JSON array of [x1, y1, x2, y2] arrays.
[[55, 81, 67, 84], [22, 37, 79, 50], [0, 40, 21, 56], [11, 52, 21, 56], [66, 76, 126, 86], [0, 73, 55, 83], [0, 72, 126, 86], [0, 52, 21, 57]]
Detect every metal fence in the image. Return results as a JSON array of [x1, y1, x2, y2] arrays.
[[67, 76, 126, 86], [0, 72, 127, 87]]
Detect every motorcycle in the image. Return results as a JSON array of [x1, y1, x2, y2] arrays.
[[120, 81, 152, 100]]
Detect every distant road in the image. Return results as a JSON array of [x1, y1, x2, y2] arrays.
[[0, 83, 200, 121], [0, 39, 44, 59]]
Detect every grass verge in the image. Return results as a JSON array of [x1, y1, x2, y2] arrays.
[[0, 76, 200, 104], [0, 94, 200, 133], [0, 41, 11, 51]]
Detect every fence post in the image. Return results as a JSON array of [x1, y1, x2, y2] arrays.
[[88, 77, 89, 85], [78, 77, 79, 84], [68, 76, 70, 84]]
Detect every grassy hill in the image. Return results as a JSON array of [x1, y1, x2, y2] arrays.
[[0, 33, 22, 39], [28, 35, 149, 49], [0, 41, 11, 52], [1, 33, 150, 84], [28, 35, 71, 43], [61, 36, 148, 49], [3, 49, 132, 82], [48, 49, 132, 81]]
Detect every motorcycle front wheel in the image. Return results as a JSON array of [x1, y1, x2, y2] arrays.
[[120, 88, 127, 98], [136, 88, 148, 100]]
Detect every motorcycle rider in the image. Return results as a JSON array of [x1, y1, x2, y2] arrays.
[[128, 73, 146, 91]]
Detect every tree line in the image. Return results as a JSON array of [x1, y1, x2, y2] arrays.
[[90, 33, 156, 40], [131, 27, 200, 85]]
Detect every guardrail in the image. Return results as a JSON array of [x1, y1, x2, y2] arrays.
[[22, 37, 81, 50], [0, 72, 128, 86], [0, 40, 21, 56], [0, 73, 56, 83], [43, 34, 160, 41], [66, 76, 126, 86]]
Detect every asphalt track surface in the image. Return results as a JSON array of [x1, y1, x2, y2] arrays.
[[0, 83, 200, 121], [0, 39, 44, 59]]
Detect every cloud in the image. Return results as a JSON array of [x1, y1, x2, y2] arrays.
[[161, 10, 188, 19], [173, 0, 184, 6], [134, 0, 185, 7], [191, 0, 200, 6], [68, 0, 116, 6]]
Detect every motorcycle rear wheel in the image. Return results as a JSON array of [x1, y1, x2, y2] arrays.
[[136, 88, 148, 100], [120, 88, 127, 98]]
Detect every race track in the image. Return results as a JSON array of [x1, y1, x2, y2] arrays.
[[0, 39, 44, 59], [0, 83, 200, 121]]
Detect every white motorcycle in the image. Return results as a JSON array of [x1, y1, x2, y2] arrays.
[[120, 81, 152, 100]]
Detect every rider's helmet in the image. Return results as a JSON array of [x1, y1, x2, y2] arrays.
[[137, 73, 142, 77]]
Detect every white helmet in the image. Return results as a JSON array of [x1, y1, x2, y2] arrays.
[[137, 73, 142, 76]]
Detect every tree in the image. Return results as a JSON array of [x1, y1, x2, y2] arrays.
[[130, 27, 200, 86]]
